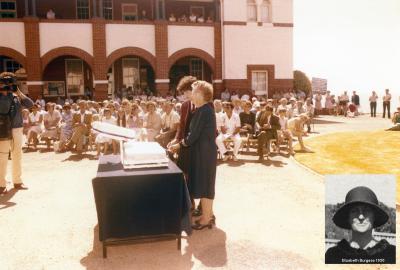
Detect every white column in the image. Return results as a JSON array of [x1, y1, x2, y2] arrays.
[[256, 0, 263, 23]]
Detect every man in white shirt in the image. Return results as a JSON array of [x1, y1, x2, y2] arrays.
[[155, 102, 180, 147], [221, 89, 230, 102], [230, 91, 239, 101], [383, 89, 392, 119], [214, 99, 224, 133], [215, 102, 242, 161], [189, 13, 197, 22], [35, 94, 46, 108]]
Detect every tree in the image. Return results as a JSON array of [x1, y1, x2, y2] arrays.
[[293, 70, 312, 96]]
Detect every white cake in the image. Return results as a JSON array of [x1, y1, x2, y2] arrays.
[[121, 141, 169, 169]]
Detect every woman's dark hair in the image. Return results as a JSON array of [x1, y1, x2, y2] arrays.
[[177, 76, 197, 93]]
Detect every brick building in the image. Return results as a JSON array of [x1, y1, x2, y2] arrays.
[[0, 0, 293, 101]]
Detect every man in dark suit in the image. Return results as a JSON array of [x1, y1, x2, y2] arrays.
[[256, 105, 280, 161], [351, 91, 360, 115]]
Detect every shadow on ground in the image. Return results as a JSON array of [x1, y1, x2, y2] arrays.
[[312, 118, 344, 125], [80, 225, 227, 270], [0, 189, 17, 210], [62, 154, 97, 162]]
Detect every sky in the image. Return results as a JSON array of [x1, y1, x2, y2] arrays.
[[294, 0, 400, 111], [325, 175, 396, 208]]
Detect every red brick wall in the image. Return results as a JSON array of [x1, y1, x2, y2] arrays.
[[24, 17, 42, 98], [92, 18, 108, 100], [154, 20, 168, 96], [223, 65, 294, 98], [214, 23, 223, 96]]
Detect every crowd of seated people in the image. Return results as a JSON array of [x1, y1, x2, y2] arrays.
[[24, 88, 324, 162]]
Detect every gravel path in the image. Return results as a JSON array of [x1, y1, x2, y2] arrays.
[[0, 114, 397, 270]]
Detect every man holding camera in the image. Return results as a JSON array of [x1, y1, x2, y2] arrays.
[[0, 72, 34, 194]]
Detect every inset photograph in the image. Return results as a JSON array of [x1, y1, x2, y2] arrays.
[[325, 175, 396, 264]]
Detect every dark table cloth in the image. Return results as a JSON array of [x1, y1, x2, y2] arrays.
[[92, 156, 192, 242]]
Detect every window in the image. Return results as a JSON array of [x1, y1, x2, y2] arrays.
[[0, 0, 16, 18], [261, 0, 271, 23], [65, 59, 84, 96], [77, 0, 90, 19], [103, 0, 113, 20], [4, 59, 21, 73], [122, 4, 138, 21], [43, 81, 65, 97], [190, 58, 204, 80], [252, 71, 268, 96], [190, 6, 205, 18], [122, 58, 140, 89], [247, 0, 257, 22]]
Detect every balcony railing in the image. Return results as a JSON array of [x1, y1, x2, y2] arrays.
[[2, 0, 220, 23]]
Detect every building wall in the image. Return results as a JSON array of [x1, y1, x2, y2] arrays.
[[0, 22, 26, 55], [0, 0, 293, 99], [39, 23, 94, 56], [106, 24, 155, 56], [224, 25, 292, 79], [271, 0, 293, 23], [224, 0, 292, 23], [168, 25, 214, 57]]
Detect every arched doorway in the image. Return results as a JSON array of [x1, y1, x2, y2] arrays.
[[42, 56, 94, 100], [0, 55, 27, 93], [107, 56, 155, 99], [169, 57, 213, 95], [106, 47, 156, 99], [168, 49, 215, 95]]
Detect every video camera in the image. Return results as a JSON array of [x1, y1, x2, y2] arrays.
[[0, 73, 18, 92]]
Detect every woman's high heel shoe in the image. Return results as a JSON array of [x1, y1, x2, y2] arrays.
[[192, 220, 213, 230]]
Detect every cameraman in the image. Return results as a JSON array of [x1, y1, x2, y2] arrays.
[[0, 72, 34, 194]]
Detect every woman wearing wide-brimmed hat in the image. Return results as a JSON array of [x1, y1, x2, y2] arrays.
[[325, 186, 396, 264]]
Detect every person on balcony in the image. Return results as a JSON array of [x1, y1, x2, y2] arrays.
[[169, 13, 177, 22], [197, 15, 205, 23], [189, 12, 197, 23], [179, 14, 188, 23], [140, 10, 148, 21], [46, 9, 55, 19]]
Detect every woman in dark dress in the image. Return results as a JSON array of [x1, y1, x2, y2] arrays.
[[169, 81, 217, 230]]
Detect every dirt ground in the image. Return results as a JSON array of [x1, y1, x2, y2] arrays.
[[0, 114, 397, 270]]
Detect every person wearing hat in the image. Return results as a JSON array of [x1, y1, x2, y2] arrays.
[[325, 186, 395, 264]]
